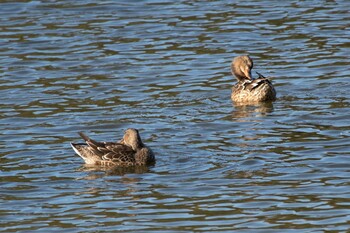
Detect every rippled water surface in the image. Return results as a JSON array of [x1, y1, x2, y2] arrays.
[[1, 0, 350, 232]]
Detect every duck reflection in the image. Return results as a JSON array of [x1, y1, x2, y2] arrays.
[[232, 101, 274, 119], [77, 164, 151, 178], [74, 165, 150, 198]]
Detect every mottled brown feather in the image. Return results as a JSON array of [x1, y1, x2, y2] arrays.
[[231, 55, 276, 103], [71, 128, 155, 167]]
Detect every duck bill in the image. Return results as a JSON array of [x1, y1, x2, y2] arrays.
[[118, 138, 125, 144]]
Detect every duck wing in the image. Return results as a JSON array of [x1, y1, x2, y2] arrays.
[[77, 132, 136, 164], [78, 132, 105, 147], [78, 132, 120, 156], [78, 132, 105, 155], [244, 72, 272, 91], [102, 143, 136, 164], [255, 71, 272, 84]]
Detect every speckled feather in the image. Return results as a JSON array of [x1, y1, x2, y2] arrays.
[[71, 128, 155, 166], [231, 55, 276, 103]]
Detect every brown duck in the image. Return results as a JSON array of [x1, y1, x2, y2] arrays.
[[231, 55, 276, 103], [71, 128, 155, 166]]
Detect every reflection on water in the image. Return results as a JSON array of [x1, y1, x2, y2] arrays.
[[1, 0, 350, 232], [232, 102, 275, 119], [77, 164, 152, 177]]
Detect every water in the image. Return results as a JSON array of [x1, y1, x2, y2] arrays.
[[1, 0, 350, 232]]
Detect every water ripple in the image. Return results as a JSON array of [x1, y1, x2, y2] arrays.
[[1, 0, 350, 232]]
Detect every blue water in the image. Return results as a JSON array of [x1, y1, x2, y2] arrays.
[[1, 0, 350, 232]]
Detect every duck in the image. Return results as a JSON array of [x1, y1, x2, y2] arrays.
[[231, 55, 276, 103], [70, 128, 155, 166]]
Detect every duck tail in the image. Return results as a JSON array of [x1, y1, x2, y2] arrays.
[[70, 142, 86, 159]]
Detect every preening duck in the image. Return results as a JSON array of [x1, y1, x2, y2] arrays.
[[231, 55, 276, 103]]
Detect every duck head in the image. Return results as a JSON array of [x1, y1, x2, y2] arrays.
[[231, 55, 253, 82], [120, 128, 143, 151]]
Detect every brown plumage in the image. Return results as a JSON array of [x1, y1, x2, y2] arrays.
[[231, 55, 276, 103], [70, 128, 155, 166]]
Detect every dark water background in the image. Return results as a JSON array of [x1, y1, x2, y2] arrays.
[[1, 0, 350, 232]]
